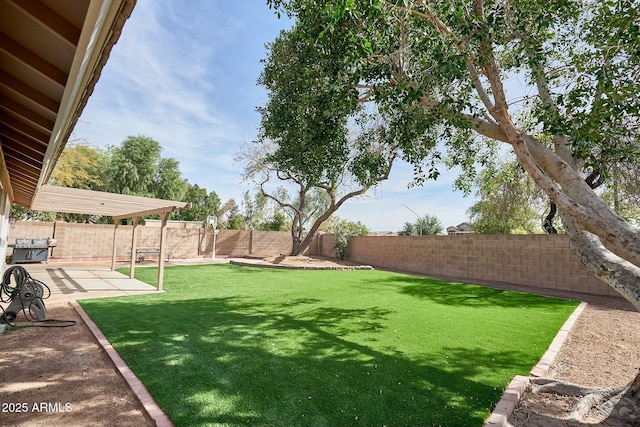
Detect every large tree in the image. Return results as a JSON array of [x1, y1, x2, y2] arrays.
[[268, 0, 640, 419], [50, 140, 105, 190], [104, 135, 186, 200], [240, 138, 390, 256], [243, 24, 399, 255]]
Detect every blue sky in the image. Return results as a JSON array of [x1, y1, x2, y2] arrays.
[[73, 0, 475, 232]]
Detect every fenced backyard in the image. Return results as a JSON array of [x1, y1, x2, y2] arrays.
[[8, 220, 614, 297]]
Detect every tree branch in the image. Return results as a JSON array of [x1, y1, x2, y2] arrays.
[[526, 46, 578, 169]]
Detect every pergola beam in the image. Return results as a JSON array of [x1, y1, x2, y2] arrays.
[[30, 185, 191, 291]]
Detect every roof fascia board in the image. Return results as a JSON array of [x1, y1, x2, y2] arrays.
[[38, 0, 126, 190], [0, 139, 15, 201]]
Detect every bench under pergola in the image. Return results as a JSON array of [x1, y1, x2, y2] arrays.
[[31, 184, 191, 290]]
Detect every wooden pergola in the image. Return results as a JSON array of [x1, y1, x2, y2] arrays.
[[31, 184, 191, 290]]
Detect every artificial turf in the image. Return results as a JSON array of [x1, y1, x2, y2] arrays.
[[79, 264, 578, 427]]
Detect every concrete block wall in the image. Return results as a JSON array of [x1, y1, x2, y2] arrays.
[[7, 221, 55, 241], [52, 222, 120, 259], [313, 233, 336, 258], [251, 230, 295, 256], [347, 234, 614, 296], [7, 222, 301, 260], [167, 228, 203, 259], [7, 221, 614, 298], [213, 230, 250, 257]]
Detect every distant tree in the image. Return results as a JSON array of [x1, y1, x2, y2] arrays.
[[242, 190, 291, 231], [9, 206, 57, 222], [242, 191, 268, 230], [317, 215, 339, 233], [220, 199, 245, 230], [417, 215, 443, 235], [151, 158, 187, 201], [103, 135, 161, 196], [13, 141, 107, 222], [102, 135, 188, 204], [398, 214, 443, 235], [600, 145, 640, 226], [50, 140, 105, 190], [468, 161, 544, 234], [261, 211, 288, 231], [398, 222, 417, 236], [173, 184, 220, 223]]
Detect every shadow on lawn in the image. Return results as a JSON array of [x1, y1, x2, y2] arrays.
[[82, 295, 533, 427], [361, 274, 577, 309]]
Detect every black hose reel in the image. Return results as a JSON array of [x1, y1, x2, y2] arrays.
[[1, 266, 49, 324]]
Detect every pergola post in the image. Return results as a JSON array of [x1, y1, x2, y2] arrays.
[[157, 212, 169, 291], [111, 221, 119, 271], [129, 216, 139, 279]]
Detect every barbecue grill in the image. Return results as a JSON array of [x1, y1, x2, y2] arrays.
[[8, 238, 57, 264]]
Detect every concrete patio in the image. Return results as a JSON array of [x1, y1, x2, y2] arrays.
[[10, 258, 230, 304], [15, 261, 160, 304]]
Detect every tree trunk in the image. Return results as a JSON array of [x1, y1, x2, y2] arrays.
[[560, 212, 640, 312], [490, 119, 640, 310], [543, 201, 558, 234], [289, 223, 303, 256], [532, 369, 640, 422]]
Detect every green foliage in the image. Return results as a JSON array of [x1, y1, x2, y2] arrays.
[[226, 214, 245, 230], [249, 17, 400, 254], [104, 135, 162, 196], [219, 199, 245, 230], [241, 190, 290, 231], [399, 214, 443, 235], [334, 219, 368, 259], [600, 161, 640, 226], [102, 135, 187, 201], [81, 264, 578, 427], [16, 141, 110, 223], [266, 0, 640, 225], [151, 158, 187, 201], [9, 205, 57, 222], [468, 161, 544, 234], [242, 190, 269, 230], [261, 211, 288, 231], [399, 221, 416, 236], [50, 141, 105, 190], [173, 184, 221, 224]]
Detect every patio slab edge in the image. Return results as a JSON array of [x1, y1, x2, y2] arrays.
[[71, 301, 174, 427], [483, 301, 588, 427]]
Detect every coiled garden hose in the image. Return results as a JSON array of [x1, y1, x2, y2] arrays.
[[1, 266, 75, 328]]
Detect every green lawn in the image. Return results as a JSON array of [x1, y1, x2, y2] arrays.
[[79, 264, 578, 427]]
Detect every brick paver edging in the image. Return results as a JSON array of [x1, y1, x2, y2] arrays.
[[483, 301, 588, 427], [71, 301, 174, 427]]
